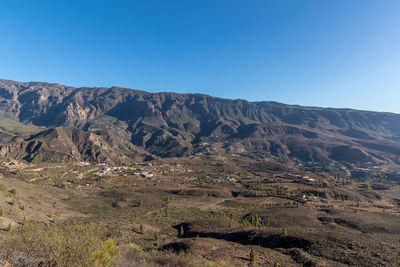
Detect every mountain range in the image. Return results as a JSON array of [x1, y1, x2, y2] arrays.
[[1, 78, 400, 165]]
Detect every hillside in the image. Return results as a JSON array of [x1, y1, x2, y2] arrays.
[[1, 78, 400, 164], [0, 117, 44, 144], [0, 79, 400, 266]]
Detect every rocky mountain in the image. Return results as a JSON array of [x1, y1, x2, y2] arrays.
[[0, 127, 147, 163], [1, 78, 400, 164]]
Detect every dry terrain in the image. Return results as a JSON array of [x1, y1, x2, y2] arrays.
[[0, 156, 398, 266]]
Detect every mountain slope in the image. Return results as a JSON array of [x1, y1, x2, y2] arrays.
[[0, 117, 45, 144], [0, 78, 400, 164], [0, 127, 147, 163]]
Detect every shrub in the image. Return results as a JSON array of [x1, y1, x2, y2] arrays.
[[242, 214, 266, 228], [282, 226, 287, 236], [155, 231, 159, 241], [0, 184, 6, 192], [154, 232, 160, 246], [7, 224, 15, 238], [19, 222, 103, 266], [250, 247, 257, 263], [126, 242, 142, 252], [365, 182, 372, 190], [91, 239, 118, 267]]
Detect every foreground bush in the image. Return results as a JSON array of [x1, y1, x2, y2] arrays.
[[0, 222, 233, 267], [92, 239, 118, 266], [2, 222, 104, 266]]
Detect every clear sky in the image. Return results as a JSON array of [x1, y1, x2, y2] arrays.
[[0, 0, 399, 113]]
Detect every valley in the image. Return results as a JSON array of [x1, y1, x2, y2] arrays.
[[0, 79, 399, 266], [0, 156, 399, 266], [1, 0, 399, 265]]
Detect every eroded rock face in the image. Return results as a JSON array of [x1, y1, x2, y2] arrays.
[[63, 101, 96, 125]]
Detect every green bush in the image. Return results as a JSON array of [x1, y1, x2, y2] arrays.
[[0, 184, 6, 192], [154, 232, 160, 246], [126, 242, 142, 252], [242, 214, 266, 228], [365, 182, 372, 190], [92, 239, 118, 267], [250, 247, 257, 263], [282, 226, 287, 236]]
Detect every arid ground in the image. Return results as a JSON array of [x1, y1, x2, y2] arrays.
[[0, 156, 399, 266]]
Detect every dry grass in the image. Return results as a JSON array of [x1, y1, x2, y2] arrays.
[[2, 222, 104, 266]]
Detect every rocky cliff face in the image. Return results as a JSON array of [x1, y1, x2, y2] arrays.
[[1, 78, 400, 164]]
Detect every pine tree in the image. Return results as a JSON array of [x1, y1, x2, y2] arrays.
[[155, 231, 159, 241], [154, 232, 160, 246], [282, 226, 287, 236], [365, 182, 372, 190], [250, 247, 257, 263], [7, 223, 14, 237]]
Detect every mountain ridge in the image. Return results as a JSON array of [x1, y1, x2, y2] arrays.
[[1, 78, 400, 165], [2, 78, 398, 115]]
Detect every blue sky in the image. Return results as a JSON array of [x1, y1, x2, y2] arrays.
[[0, 0, 399, 113]]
